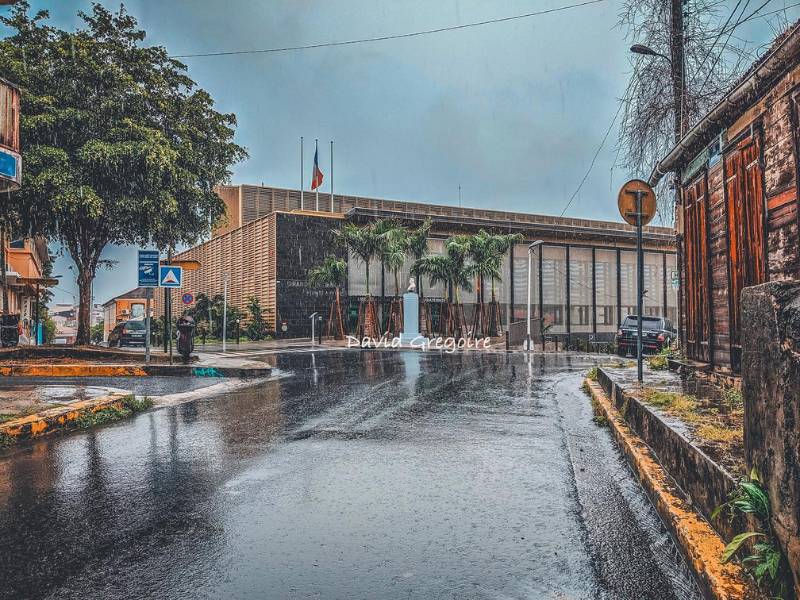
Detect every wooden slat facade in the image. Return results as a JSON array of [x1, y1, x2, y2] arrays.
[[678, 62, 800, 373]]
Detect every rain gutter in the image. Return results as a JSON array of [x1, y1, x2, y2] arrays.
[[648, 23, 800, 187]]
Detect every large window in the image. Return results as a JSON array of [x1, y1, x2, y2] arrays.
[[643, 253, 665, 317], [542, 246, 567, 333], [595, 249, 618, 331], [569, 247, 593, 333], [620, 250, 637, 318], [512, 244, 539, 322]]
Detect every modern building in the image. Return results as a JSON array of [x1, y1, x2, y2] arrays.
[[103, 288, 148, 341], [157, 185, 677, 341], [650, 21, 800, 373]]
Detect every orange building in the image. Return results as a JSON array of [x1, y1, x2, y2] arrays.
[[2, 237, 48, 339], [102, 288, 148, 341]]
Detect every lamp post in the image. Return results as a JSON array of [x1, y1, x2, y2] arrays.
[[526, 240, 544, 352], [222, 271, 229, 353], [630, 42, 686, 142]]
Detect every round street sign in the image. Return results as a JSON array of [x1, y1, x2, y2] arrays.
[[617, 179, 657, 227], [182, 293, 194, 305]]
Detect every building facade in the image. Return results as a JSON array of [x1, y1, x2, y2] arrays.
[[651, 22, 800, 373], [158, 185, 677, 341], [103, 288, 148, 341]]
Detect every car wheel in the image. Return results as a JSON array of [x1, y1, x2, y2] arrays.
[[617, 346, 626, 357]]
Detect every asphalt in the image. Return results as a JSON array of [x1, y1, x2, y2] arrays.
[[0, 376, 222, 404], [0, 351, 701, 600]]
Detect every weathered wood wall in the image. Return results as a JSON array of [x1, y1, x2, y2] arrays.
[[680, 64, 800, 373]]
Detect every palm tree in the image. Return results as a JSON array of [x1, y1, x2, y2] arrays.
[[484, 231, 523, 336], [445, 235, 474, 339], [413, 236, 473, 338], [333, 222, 384, 338], [308, 256, 348, 340]]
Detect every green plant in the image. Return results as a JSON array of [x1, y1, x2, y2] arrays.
[[0, 3, 247, 344], [646, 354, 669, 370], [712, 468, 790, 599], [587, 366, 598, 381], [724, 387, 744, 411], [90, 320, 105, 344]]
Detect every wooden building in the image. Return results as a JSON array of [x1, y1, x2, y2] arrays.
[[0, 76, 20, 193], [159, 185, 676, 340], [649, 22, 800, 373]]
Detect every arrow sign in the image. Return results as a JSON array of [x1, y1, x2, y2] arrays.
[[159, 265, 183, 288]]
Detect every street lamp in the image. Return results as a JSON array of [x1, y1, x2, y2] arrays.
[[630, 44, 670, 61], [526, 240, 544, 352], [630, 43, 686, 141]]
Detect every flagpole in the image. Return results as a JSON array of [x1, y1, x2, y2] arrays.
[[315, 139, 320, 212], [330, 140, 334, 213], [300, 136, 304, 211]]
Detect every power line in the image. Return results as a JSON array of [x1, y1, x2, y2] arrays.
[[559, 62, 640, 218], [171, 0, 607, 58]]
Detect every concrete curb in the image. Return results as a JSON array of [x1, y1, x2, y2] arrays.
[[585, 379, 763, 600], [0, 364, 271, 378], [0, 394, 128, 444]]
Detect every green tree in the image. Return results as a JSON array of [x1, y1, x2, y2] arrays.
[[333, 222, 383, 296], [41, 316, 56, 344], [0, 3, 246, 345], [89, 320, 104, 344], [245, 295, 268, 341], [308, 256, 347, 339]]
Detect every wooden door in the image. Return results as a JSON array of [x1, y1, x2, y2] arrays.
[[725, 136, 767, 371], [683, 176, 711, 362]]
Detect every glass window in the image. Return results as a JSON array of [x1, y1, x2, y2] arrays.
[[643, 253, 665, 317], [569, 247, 593, 333], [542, 245, 567, 333], [619, 250, 637, 320], [595, 249, 618, 332]]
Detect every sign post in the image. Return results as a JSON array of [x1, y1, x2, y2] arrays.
[[138, 250, 160, 363], [159, 264, 183, 364], [618, 180, 656, 383]]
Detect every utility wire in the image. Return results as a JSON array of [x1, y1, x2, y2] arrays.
[[171, 0, 606, 58], [559, 62, 640, 218]]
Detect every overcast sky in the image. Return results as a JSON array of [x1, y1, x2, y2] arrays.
[[4, 0, 797, 306]]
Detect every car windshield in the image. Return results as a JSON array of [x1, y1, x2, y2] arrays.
[[622, 316, 662, 331], [124, 321, 146, 331]]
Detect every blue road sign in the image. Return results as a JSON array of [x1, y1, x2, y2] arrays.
[[159, 265, 183, 288], [138, 250, 160, 287], [0, 150, 16, 179]]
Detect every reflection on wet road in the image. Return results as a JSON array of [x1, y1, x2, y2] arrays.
[[0, 351, 701, 599]]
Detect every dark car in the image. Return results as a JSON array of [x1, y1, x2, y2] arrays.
[[616, 315, 675, 356], [108, 320, 147, 348]]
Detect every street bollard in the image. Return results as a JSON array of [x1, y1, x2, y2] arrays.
[[505, 331, 509, 351]]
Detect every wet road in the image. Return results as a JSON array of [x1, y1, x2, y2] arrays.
[[0, 351, 700, 599]]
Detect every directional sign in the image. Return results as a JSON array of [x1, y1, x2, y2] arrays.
[[159, 265, 183, 288], [138, 250, 160, 287], [182, 292, 194, 305]]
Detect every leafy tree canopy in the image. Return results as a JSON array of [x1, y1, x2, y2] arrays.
[[0, 2, 247, 343]]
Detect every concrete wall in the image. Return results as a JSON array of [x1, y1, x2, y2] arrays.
[[742, 281, 800, 595]]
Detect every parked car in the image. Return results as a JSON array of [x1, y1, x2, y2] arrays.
[[617, 315, 675, 356], [108, 320, 147, 348]]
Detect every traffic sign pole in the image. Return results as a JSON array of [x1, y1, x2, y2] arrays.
[[618, 180, 655, 385], [636, 189, 644, 383], [145, 287, 152, 364]]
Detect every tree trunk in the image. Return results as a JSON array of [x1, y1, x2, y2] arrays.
[[76, 267, 94, 346]]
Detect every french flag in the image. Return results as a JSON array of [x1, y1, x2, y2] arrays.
[[311, 147, 324, 190]]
